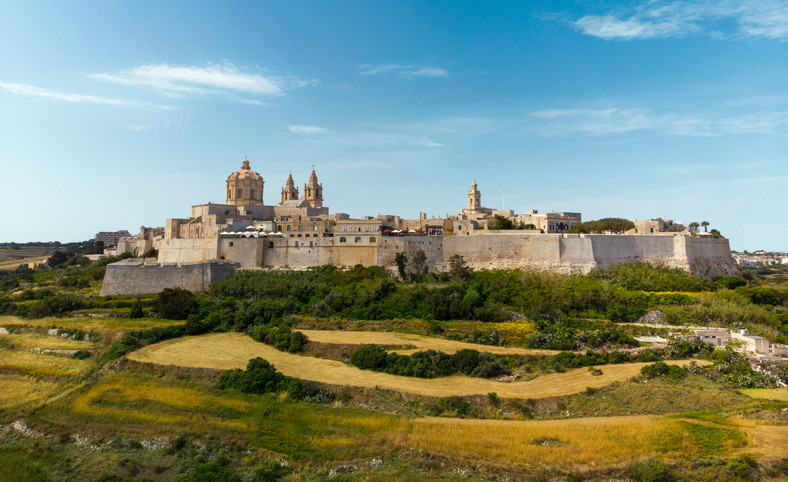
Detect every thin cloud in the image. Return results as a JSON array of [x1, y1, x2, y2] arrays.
[[89, 63, 308, 97], [0, 82, 176, 110], [288, 125, 327, 134], [358, 64, 449, 79], [531, 107, 786, 136], [572, 0, 788, 40]]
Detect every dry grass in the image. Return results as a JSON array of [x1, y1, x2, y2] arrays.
[[0, 374, 62, 409], [739, 388, 788, 402], [0, 315, 181, 333], [406, 415, 744, 468], [128, 333, 698, 399], [0, 333, 93, 351], [0, 256, 47, 271], [0, 349, 92, 377], [297, 329, 557, 356]]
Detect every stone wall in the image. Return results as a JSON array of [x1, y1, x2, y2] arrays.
[[377, 233, 738, 276], [158, 238, 218, 264], [100, 260, 239, 295]]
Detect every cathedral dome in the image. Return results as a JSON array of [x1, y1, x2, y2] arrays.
[[226, 158, 263, 181]]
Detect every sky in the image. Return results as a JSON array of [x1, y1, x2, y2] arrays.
[[1, 0, 786, 251]]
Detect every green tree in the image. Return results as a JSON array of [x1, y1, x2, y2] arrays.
[[448, 254, 470, 281], [689, 222, 700, 231], [407, 249, 428, 282], [701, 220, 710, 232], [394, 252, 407, 279], [154, 288, 198, 320]]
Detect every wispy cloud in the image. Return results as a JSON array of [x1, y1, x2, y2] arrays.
[[572, 0, 788, 40], [89, 63, 311, 97], [0, 82, 176, 110], [288, 125, 327, 134], [358, 64, 449, 79], [531, 107, 786, 136]]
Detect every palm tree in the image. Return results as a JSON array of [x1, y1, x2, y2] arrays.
[[689, 222, 700, 231], [701, 221, 710, 233]]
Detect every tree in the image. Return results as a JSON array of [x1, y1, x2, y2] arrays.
[[407, 249, 429, 282], [487, 215, 514, 230], [568, 218, 635, 234], [689, 222, 700, 231], [154, 288, 198, 320], [701, 221, 710, 232], [394, 252, 407, 279], [448, 255, 470, 281]]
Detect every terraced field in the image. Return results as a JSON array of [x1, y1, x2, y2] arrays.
[[297, 329, 559, 355], [128, 332, 699, 399]]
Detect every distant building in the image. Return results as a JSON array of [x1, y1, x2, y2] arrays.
[[95, 230, 131, 247]]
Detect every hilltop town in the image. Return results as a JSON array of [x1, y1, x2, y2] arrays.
[[98, 158, 738, 295]]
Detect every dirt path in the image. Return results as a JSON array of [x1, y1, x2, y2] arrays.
[[297, 329, 559, 356], [128, 333, 697, 399]]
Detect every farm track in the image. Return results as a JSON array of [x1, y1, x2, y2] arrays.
[[128, 332, 699, 399]]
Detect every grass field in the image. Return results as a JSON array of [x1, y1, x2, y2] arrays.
[[23, 371, 787, 479], [0, 315, 181, 334], [740, 388, 788, 402], [128, 332, 700, 399], [297, 329, 558, 355], [0, 256, 48, 271]]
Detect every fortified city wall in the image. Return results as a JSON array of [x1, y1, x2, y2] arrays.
[[100, 259, 239, 295], [378, 233, 738, 277]]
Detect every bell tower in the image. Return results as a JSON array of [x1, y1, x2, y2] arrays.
[[280, 172, 299, 204], [303, 168, 324, 208], [468, 180, 481, 211]]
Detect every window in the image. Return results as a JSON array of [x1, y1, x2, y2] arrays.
[[277, 225, 282, 232], [339, 237, 346, 243], [650, 227, 654, 233], [295, 241, 299, 248], [342, 227, 348, 232], [358, 227, 363, 232], [250, 189, 255, 199], [369, 237, 375, 243], [298, 225, 302, 231], [372, 227, 378, 232], [354, 237, 361, 243], [313, 225, 318, 231], [309, 241, 314, 248], [287, 225, 291, 231], [229, 242, 233, 247], [237, 188, 242, 199], [268, 242, 274, 248]]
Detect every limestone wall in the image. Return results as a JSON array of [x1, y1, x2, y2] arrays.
[[377, 233, 737, 276], [158, 238, 218, 263], [100, 260, 239, 296]]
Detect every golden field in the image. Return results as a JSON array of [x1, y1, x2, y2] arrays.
[[297, 328, 557, 355], [128, 332, 701, 399]]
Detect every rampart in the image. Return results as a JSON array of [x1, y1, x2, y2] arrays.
[[105, 233, 738, 295], [100, 259, 240, 296], [377, 233, 738, 277]]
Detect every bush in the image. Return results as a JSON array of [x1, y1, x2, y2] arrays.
[[129, 300, 144, 319], [72, 350, 91, 360], [629, 458, 674, 482], [24, 293, 84, 318], [640, 361, 686, 380], [154, 288, 198, 320], [216, 357, 334, 402]]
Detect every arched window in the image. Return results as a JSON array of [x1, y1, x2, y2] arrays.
[[277, 225, 282, 232], [339, 237, 346, 243], [237, 188, 242, 199], [286, 225, 291, 231], [354, 237, 361, 243]]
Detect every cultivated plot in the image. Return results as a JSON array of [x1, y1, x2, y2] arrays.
[[128, 332, 698, 399]]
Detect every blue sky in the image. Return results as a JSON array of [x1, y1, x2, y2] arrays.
[[1, 0, 786, 251]]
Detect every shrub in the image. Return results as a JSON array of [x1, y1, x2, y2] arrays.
[[629, 458, 674, 482], [72, 350, 91, 360], [640, 361, 686, 380], [154, 288, 198, 320], [129, 300, 144, 319]]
